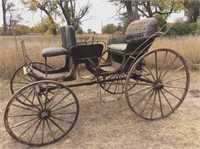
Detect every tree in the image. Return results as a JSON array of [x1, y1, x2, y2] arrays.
[[111, 0, 184, 24], [136, 0, 184, 18], [32, 17, 59, 35], [56, 0, 90, 30], [184, 0, 200, 23], [21, 0, 90, 31], [22, 0, 57, 30], [1, 0, 22, 35], [1, 0, 18, 35], [1, 0, 7, 34], [102, 23, 117, 34]]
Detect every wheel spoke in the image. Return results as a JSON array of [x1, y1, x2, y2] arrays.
[[163, 88, 182, 101], [16, 73, 32, 83], [51, 102, 76, 112], [140, 90, 155, 116], [160, 55, 178, 80], [13, 81, 31, 85], [49, 92, 71, 110], [29, 119, 42, 144], [11, 103, 38, 113], [160, 90, 174, 111], [46, 119, 56, 141], [164, 76, 186, 84], [41, 120, 45, 144], [47, 86, 61, 109], [114, 75, 120, 93], [44, 84, 49, 110], [132, 88, 154, 108], [34, 85, 44, 110], [150, 90, 157, 119], [18, 118, 40, 138], [159, 51, 168, 80], [21, 93, 41, 111], [105, 74, 118, 91], [158, 90, 164, 117], [154, 52, 158, 79], [10, 117, 38, 129], [48, 118, 66, 134], [8, 113, 38, 117], [129, 86, 152, 97], [52, 112, 77, 116], [162, 65, 185, 81], [164, 85, 186, 90], [143, 59, 156, 81], [50, 115, 73, 124]]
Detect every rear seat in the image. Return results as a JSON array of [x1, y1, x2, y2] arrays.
[[107, 18, 158, 53]]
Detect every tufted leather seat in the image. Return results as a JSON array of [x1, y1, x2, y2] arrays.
[[107, 18, 158, 53]]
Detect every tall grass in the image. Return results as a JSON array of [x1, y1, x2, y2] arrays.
[[150, 36, 200, 65], [0, 35, 199, 79]]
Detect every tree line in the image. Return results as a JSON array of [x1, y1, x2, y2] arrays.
[[1, 0, 200, 35]]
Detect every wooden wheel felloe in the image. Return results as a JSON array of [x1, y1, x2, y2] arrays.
[[125, 48, 190, 120], [10, 62, 52, 94], [4, 80, 79, 146]]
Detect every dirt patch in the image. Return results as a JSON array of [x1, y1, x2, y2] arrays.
[[0, 71, 200, 149]]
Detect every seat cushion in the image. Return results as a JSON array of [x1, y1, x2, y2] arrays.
[[107, 44, 127, 52], [125, 18, 158, 41], [42, 47, 68, 57]]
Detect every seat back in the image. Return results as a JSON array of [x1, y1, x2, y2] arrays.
[[60, 25, 77, 49], [125, 17, 158, 41]]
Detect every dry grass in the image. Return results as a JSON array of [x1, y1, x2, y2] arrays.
[[0, 35, 199, 79], [0, 35, 200, 149], [150, 36, 200, 66]]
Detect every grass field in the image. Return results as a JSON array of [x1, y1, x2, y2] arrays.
[[0, 34, 199, 79], [0, 35, 200, 149]]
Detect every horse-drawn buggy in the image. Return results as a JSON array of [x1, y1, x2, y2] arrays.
[[4, 18, 190, 146]]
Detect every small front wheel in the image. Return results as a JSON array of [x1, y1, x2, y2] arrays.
[[5, 80, 79, 146]]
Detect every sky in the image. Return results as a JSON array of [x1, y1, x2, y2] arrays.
[[0, 0, 186, 33]]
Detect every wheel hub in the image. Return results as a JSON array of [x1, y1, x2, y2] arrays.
[[154, 81, 164, 90], [39, 110, 51, 119]]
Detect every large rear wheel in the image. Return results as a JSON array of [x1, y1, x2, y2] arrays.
[[125, 48, 190, 120]]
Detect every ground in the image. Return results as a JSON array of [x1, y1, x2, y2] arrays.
[[0, 71, 199, 149]]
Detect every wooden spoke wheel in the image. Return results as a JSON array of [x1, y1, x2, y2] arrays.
[[98, 72, 127, 94], [5, 80, 79, 146], [10, 62, 53, 94], [125, 48, 190, 120], [97, 50, 133, 94]]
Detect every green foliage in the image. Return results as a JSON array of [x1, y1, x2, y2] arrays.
[[184, 0, 200, 22], [166, 22, 200, 36], [32, 23, 48, 34], [9, 25, 29, 35], [87, 29, 92, 33], [154, 15, 167, 31], [76, 27, 84, 34], [32, 18, 59, 35], [102, 23, 117, 34], [12, 25, 31, 35]]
